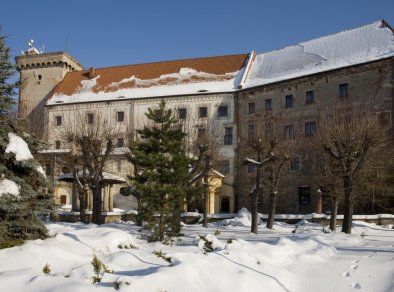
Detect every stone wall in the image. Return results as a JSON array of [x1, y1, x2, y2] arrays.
[[235, 58, 394, 214], [51, 211, 394, 226]]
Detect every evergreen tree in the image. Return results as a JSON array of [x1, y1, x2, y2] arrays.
[[0, 119, 53, 244], [0, 30, 52, 246], [0, 29, 17, 116], [130, 101, 195, 241]]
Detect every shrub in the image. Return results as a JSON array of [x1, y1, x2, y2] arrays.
[[42, 263, 51, 275], [153, 250, 172, 265]]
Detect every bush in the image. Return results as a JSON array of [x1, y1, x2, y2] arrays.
[[0, 238, 24, 249], [42, 263, 51, 275], [91, 253, 113, 284], [153, 250, 172, 265]]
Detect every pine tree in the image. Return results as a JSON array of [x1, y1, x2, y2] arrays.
[[0, 30, 52, 246], [130, 101, 195, 241]]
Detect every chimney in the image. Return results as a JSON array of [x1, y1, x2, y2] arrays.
[[89, 67, 95, 78]]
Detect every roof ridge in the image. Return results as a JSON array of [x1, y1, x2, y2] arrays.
[[257, 19, 390, 56], [83, 53, 248, 72]]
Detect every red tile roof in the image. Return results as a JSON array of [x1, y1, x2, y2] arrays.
[[52, 54, 248, 97]]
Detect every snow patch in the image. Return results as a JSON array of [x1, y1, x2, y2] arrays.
[[0, 178, 20, 198], [109, 68, 238, 89], [78, 75, 100, 93], [48, 69, 241, 105], [36, 166, 46, 177], [5, 132, 33, 161], [219, 207, 262, 227]]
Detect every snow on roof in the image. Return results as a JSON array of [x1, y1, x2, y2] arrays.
[[5, 132, 33, 161], [0, 178, 20, 198], [244, 20, 394, 88], [47, 54, 248, 105]]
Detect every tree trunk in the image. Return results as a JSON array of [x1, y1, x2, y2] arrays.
[[203, 174, 209, 228], [250, 150, 263, 234], [341, 175, 354, 234], [79, 189, 86, 224], [136, 201, 143, 226], [71, 181, 80, 212], [329, 195, 338, 231], [266, 193, 277, 229], [250, 192, 259, 234], [92, 180, 102, 225], [158, 214, 164, 241], [171, 195, 182, 236]]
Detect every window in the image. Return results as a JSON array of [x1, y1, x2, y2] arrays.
[[299, 186, 311, 204], [339, 83, 348, 98], [285, 95, 294, 108], [116, 111, 124, 122], [305, 121, 316, 136], [117, 160, 122, 172], [377, 111, 391, 128], [55, 140, 61, 149], [248, 124, 256, 141], [247, 163, 256, 173], [218, 105, 228, 117], [305, 90, 315, 104], [87, 113, 94, 124], [248, 102, 255, 114], [265, 122, 273, 139], [38, 74, 42, 80], [290, 157, 300, 171], [224, 127, 233, 145], [45, 164, 52, 177], [220, 197, 230, 213], [199, 106, 208, 118], [178, 108, 187, 119], [55, 115, 62, 126], [284, 124, 294, 139], [221, 160, 230, 174], [265, 98, 273, 111], [117, 138, 124, 147]]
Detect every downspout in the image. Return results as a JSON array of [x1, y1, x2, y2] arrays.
[[233, 90, 239, 212]]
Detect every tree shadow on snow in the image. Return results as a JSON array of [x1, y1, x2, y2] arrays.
[[115, 266, 162, 277]]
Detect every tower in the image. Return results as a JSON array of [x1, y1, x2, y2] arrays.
[[15, 40, 83, 136]]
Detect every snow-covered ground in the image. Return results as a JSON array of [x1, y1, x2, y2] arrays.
[[0, 216, 393, 292]]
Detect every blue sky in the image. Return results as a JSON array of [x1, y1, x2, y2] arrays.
[[2, 0, 394, 69]]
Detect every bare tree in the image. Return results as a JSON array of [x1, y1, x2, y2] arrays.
[[315, 99, 388, 234], [313, 156, 343, 231], [264, 137, 294, 230], [181, 112, 225, 228], [53, 110, 122, 224], [244, 138, 276, 234]]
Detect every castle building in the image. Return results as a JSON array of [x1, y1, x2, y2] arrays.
[[16, 20, 394, 215]]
